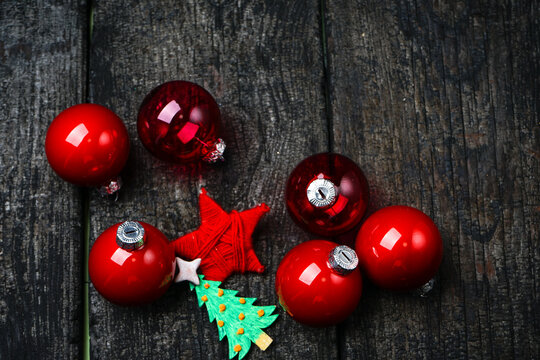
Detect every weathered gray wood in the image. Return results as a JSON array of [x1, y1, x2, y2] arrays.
[[87, 1, 335, 359], [0, 1, 87, 358], [2, 0, 537, 358], [325, 0, 539, 359]]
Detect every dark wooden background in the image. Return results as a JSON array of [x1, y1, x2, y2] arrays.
[[1, 0, 538, 359]]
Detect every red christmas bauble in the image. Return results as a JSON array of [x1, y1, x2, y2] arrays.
[[89, 221, 176, 306], [285, 153, 369, 236], [275, 240, 362, 327], [137, 81, 225, 164], [355, 206, 443, 291], [45, 104, 130, 193]]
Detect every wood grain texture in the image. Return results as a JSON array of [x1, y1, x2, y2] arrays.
[[0, 1, 87, 358], [2, 0, 538, 358], [87, 1, 336, 359], [325, 0, 539, 359]]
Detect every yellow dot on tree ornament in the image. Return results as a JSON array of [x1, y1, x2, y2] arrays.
[[204, 283, 210, 289], [237, 328, 244, 335], [201, 295, 208, 302], [234, 345, 242, 352], [239, 298, 246, 304], [217, 320, 224, 327], [238, 313, 245, 320], [217, 289, 224, 297], [257, 309, 265, 317], [219, 304, 226, 312]]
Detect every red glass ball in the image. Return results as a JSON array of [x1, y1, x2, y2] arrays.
[[45, 104, 129, 187], [355, 206, 443, 291], [275, 240, 362, 327], [137, 80, 224, 163], [285, 153, 369, 236], [89, 221, 176, 306]]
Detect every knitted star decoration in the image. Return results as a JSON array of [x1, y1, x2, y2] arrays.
[[170, 188, 270, 281]]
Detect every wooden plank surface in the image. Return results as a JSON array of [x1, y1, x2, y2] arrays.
[[1, 0, 538, 359], [325, 0, 539, 359], [87, 1, 336, 359], [0, 1, 86, 358]]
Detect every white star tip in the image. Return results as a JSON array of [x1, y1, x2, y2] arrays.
[[174, 258, 201, 285]]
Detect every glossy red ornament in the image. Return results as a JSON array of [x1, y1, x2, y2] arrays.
[[275, 240, 362, 327], [137, 81, 225, 164], [285, 153, 369, 236], [89, 221, 176, 306], [45, 104, 130, 193], [355, 206, 443, 291]]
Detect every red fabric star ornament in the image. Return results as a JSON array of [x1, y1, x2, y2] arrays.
[[171, 188, 270, 282]]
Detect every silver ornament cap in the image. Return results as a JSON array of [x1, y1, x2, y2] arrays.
[[116, 221, 145, 250], [328, 245, 359, 275], [99, 176, 123, 196], [415, 278, 436, 297], [202, 138, 226, 163], [307, 178, 337, 207]]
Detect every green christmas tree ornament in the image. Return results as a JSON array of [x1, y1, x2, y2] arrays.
[[174, 190, 277, 358], [190, 275, 278, 359]]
